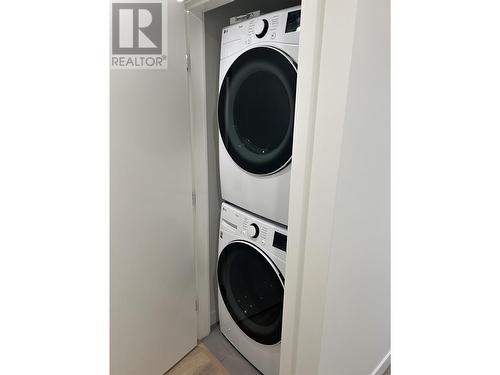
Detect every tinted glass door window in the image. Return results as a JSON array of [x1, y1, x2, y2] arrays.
[[218, 47, 297, 175], [217, 241, 284, 345]]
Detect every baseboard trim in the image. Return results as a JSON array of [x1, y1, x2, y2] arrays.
[[371, 351, 391, 375]]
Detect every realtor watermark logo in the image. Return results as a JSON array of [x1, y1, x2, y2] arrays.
[[111, 0, 167, 69]]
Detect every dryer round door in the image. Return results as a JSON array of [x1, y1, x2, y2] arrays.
[[218, 46, 297, 175], [217, 240, 284, 345]]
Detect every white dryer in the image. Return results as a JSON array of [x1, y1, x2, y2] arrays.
[[217, 202, 287, 375], [218, 6, 301, 225]]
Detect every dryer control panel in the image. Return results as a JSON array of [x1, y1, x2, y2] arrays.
[[220, 202, 288, 252], [221, 6, 300, 59]]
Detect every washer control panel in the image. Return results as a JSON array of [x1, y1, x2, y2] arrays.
[[242, 217, 268, 245], [220, 203, 287, 252]]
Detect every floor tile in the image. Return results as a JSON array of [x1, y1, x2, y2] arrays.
[[202, 325, 261, 374], [221, 354, 261, 375], [202, 326, 238, 362]]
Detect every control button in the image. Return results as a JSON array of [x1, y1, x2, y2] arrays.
[[255, 19, 269, 38], [248, 223, 260, 238]]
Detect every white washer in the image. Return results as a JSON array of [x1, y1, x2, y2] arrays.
[[217, 202, 287, 375], [218, 6, 301, 225]]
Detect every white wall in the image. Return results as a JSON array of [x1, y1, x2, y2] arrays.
[[280, 0, 390, 373], [317, 0, 390, 373]]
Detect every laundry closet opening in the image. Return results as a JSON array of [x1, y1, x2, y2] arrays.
[[186, 0, 301, 335]]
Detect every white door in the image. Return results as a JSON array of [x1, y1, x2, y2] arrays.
[[110, 1, 196, 374]]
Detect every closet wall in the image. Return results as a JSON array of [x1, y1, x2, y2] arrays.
[[203, 0, 300, 324], [317, 0, 390, 372], [279, 0, 390, 373]]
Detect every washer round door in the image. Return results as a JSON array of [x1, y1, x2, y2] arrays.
[[217, 241, 284, 345], [218, 46, 297, 175]]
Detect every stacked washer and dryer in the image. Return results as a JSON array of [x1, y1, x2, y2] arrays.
[[216, 6, 301, 375]]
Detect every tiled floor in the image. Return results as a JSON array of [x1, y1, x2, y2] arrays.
[[202, 324, 391, 375], [167, 343, 228, 375], [202, 325, 261, 375]]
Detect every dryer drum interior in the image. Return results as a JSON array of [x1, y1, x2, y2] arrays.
[[217, 241, 284, 345], [218, 47, 297, 175]]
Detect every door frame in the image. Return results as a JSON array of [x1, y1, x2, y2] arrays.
[[184, 0, 235, 340], [183, 0, 340, 347], [184, 0, 325, 345], [184, 7, 211, 341], [184, 3, 390, 375]]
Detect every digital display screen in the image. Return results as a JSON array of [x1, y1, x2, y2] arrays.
[[285, 10, 301, 33], [273, 231, 287, 252]]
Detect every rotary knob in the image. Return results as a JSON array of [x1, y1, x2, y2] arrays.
[[254, 19, 269, 39], [247, 223, 260, 238]]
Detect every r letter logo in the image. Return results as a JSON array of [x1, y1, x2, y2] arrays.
[[111, 0, 167, 69]]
